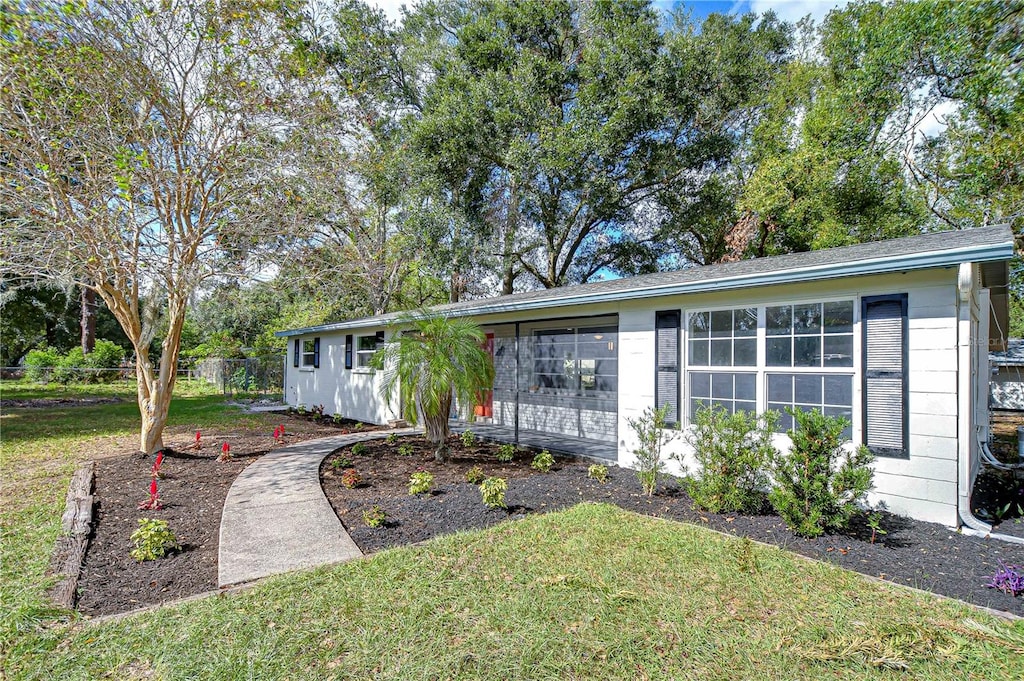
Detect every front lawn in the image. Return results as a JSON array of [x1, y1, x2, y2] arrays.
[[4, 503, 1024, 679]]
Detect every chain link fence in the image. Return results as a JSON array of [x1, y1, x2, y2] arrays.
[[190, 356, 284, 397]]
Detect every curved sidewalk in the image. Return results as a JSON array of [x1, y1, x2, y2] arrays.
[[218, 429, 413, 587]]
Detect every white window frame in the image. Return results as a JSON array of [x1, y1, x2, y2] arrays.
[[679, 296, 861, 440], [355, 334, 380, 369], [301, 339, 316, 367]]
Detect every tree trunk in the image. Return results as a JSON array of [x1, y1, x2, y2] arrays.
[[80, 287, 96, 353], [422, 390, 453, 463], [133, 296, 187, 455]]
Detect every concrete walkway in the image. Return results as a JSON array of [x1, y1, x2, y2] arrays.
[[218, 429, 414, 587]]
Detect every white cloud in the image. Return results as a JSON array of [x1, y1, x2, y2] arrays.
[[748, 0, 849, 23]]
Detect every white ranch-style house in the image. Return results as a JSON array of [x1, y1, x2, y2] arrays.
[[277, 225, 1015, 535]]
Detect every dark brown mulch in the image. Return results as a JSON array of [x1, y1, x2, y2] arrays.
[[322, 436, 1024, 617], [75, 414, 350, 617]]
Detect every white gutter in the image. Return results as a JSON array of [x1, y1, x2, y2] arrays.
[[955, 263, 1024, 545]]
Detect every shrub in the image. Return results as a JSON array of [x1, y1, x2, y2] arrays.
[[341, 468, 362, 489], [587, 464, 609, 483], [627, 405, 675, 496], [333, 413, 345, 425], [465, 465, 486, 485], [480, 477, 508, 509], [331, 455, 353, 470], [130, 518, 178, 561], [768, 408, 874, 537], [460, 429, 476, 447], [52, 347, 86, 384], [531, 450, 554, 473], [85, 339, 125, 380], [684, 405, 778, 514], [363, 505, 387, 528], [24, 347, 61, 382], [496, 443, 516, 463], [386, 432, 398, 445], [408, 470, 434, 495], [398, 444, 415, 457], [351, 442, 367, 457]]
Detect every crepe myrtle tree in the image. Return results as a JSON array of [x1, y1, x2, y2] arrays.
[[1, 1, 307, 454], [372, 312, 494, 462]]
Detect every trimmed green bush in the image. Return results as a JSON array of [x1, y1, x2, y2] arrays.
[[627, 405, 675, 496], [24, 347, 61, 382], [769, 408, 874, 537], [480, 477, 508, 509], [684, 405, 777, 514]]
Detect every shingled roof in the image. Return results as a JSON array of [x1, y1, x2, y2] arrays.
[[278, 224, 1015, 337]]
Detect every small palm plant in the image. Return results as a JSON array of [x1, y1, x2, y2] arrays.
[[373, 311, 494, 463]]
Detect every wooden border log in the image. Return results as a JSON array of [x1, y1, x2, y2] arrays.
[[48, 461, 95, 610]]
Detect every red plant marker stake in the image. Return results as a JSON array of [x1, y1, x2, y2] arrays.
[[219, 442, 231, 462]]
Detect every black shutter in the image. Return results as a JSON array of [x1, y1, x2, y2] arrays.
[[293, 339, 300, 368], [862, 294, 908, 458], [344, 334, 353, 369], [313, 337, 321, 368], [655, 311, 681, 428]]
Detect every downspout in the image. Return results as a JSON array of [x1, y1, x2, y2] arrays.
[[955, 264, 1024, 544], [956, 263, 994, 537]]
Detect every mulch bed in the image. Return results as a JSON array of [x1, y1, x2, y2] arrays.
[[4, 397, 124, 409], [322, 436, 1024, 617]]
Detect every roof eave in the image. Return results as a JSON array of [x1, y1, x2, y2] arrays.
[[275, 240, 1014, 338]]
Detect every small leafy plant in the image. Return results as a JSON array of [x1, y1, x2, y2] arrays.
[[684, 405, 777, 514], [460, 429, 476, 447], [130, 518, 178, 562], [866, 512, 887, 544], [587, 464, 609, 483], [386, 432, 398, 445], [409, 470, 434, 495], [465, 465, 486, 484], [363, 505, 387, 528], [768, 408, 874, 538], [341, 468, 362, 489], [986, 562, 1024, 596], [311, 404, 325, 420], [332, 413, 344, 425], [398, 444, 415, 457], [331, 455, 353, 470], [480, 477, 508, 509], [351, 442, 367, 457], [531, 450, 554, 473], [496, 443, 516, 462], [627, 405, 675, 496]]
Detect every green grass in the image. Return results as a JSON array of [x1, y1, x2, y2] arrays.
[[0, 380, 270, 652], [3, 503, 1023, 680]]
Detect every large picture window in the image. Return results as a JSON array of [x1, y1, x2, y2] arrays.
[[767, 373, 853, 436], [689, 371, 756, 417], [532, 326, 617, 394]]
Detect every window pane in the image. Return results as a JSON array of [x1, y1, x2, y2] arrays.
[[711, 373, 733, 399], [710, 339, 732, 366], [303, 339, 315, 353], [823, 334, 854, 367], [824, 407, 853, 439], [734, 339, 756, 366], [690, 398, 709, 418], [824, 301, 854, 334], [710, 310, 733, 338], [735, 401, 756, 414], [735, 308, 757, 337], [793, 303, 822, 333], [767, 305, 791, 335], [771, 406, 793, 433], [824, 374, 853, 407], [690, 372, 711, 398], [688, 339, 709, 366], [689, 311, 710, 338], [766, 337, 791, 366], [794, 374, 822, 405], [767, 374, 792, 402], [793, 336, 821, 367], [735, 373, 756, 401]]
